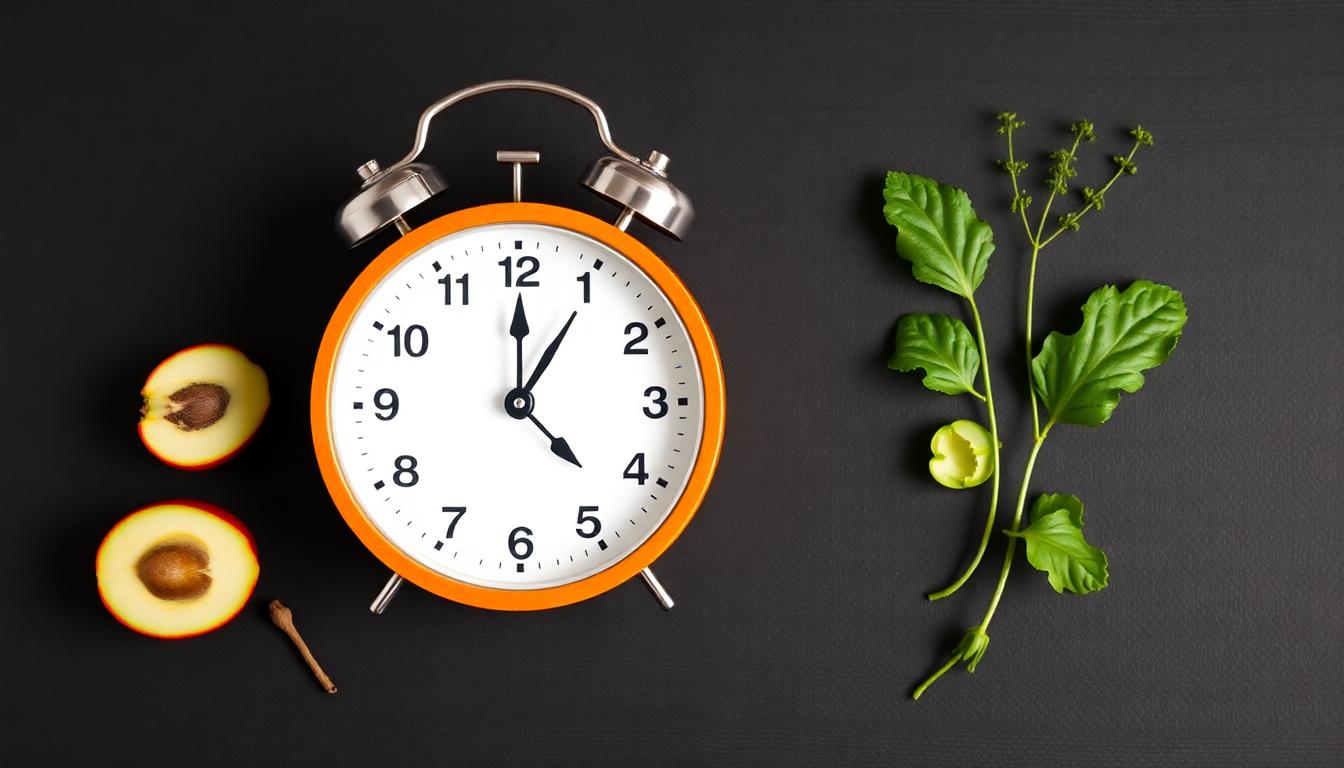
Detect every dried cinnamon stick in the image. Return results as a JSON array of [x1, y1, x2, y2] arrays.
[[268, 599, 337, 694]]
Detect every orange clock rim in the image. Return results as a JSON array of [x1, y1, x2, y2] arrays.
[[311, 202, 725, 611]]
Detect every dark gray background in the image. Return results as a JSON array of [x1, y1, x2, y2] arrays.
[[3, 1, 1341, 765]]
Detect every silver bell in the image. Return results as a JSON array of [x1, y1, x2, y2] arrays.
[[335, 160, 447, 247], [581, 152, 693, 240]]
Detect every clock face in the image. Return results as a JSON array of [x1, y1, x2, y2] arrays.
[[325, 221, 705, 591]]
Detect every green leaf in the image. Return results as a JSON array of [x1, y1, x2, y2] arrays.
[[1030, 493, 1084, 528], [883, 172, 995, 299], [1032, 280, 1187, 427], [889, 313, 982, 397], [1009, 498, 1108, 595]]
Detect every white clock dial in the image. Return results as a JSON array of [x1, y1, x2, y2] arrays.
[[327, 222, 704, 589]]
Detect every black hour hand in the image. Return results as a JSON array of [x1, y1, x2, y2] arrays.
[[526, 413, 581, 468]]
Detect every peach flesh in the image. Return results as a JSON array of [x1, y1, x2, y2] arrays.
[[138, 345, 269, 469], [96, 501, 259, 639]]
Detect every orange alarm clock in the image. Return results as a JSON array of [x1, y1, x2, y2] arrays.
[[312, 81, 724, 613]]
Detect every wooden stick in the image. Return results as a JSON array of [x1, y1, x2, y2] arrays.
[[268, 599, 337, 694]]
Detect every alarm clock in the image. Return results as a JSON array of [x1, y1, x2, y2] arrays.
[[311, 81, 725, 614]]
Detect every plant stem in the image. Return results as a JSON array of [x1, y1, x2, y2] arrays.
[[927, 297, 1001, 600], [909, 429, 1053, 699], [977, 428, 1049, 631], [1025, 239, 1043, 440], [1004, 126, 1033, 238], [912, 652, 961, 700]]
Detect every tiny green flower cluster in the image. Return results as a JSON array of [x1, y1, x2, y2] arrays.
[[995, 111, 1026, 134], [1081, 186, 1105, 211], [1047, 149, 1078, 194], [994, 114, 1155, 240]]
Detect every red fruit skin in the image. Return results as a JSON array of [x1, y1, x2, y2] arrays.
[[95, 499, 260, 640], [137, 420, 264, 471]]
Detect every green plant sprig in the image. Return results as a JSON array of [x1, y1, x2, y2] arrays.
[[999, 114, 1152, 439], [885, 115, 1186, 700], [883, 174, 1003, 602]]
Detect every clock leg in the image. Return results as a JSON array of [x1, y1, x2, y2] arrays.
[[369, 573, 404, 615], [639, 568, 675, 610]]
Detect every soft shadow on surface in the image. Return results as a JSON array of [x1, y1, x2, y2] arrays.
[[44, 510, 119, 631], [83, 352, 166, 460], [853, 170, 907, 283]]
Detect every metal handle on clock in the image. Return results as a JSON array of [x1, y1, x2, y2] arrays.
[[336, 79, 693, 245], [386, 79, 642, 174]]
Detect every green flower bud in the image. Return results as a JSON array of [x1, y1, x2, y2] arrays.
[[953, 628, 990, 672], [1129, 125, 1154, 146], [995, 111, 1026, 134], [1070, 120, 1096, 142], [1112, 155, 1138, 175], [929, 420, 994, 489], [1081, 186, 1105, 211]]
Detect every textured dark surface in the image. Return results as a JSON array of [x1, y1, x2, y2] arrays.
[[3, 1, 1342, 765]]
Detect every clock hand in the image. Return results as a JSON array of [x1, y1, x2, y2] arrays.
[[509, 294, 529, 391], [523, 310, 577, 392], [526, 412, 582, 468], [507, 306, 580, 467]]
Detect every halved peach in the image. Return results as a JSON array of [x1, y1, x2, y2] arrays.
[[96, 501, 260, 639], [139, 344, 269, 469]]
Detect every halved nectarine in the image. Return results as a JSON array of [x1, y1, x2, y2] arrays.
[[139, 344, 269, 469], [96, 501, 259, 639]]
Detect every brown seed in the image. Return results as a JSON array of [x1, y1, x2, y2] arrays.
[[136, 538, 212, 601], [165, 383, 230, 431]]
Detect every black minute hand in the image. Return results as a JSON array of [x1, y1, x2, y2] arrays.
[[523, 310, 577, 392]]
